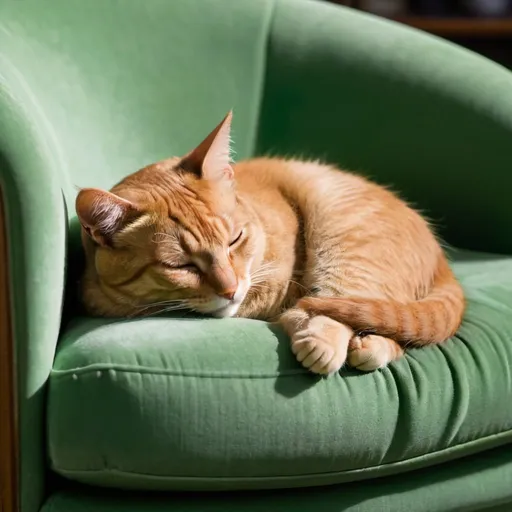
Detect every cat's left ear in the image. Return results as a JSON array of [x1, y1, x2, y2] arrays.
[[180, 111, 234, 182]]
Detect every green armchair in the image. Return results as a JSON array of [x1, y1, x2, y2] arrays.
[[1, 0, 512, 511]]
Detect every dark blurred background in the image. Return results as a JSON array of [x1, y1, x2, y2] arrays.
[[327, 0, 512, 68]]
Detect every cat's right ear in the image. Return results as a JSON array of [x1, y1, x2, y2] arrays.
[[180, 111, 234, 183], [75, 188, 141, 247]]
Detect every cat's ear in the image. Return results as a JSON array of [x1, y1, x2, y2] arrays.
[[180, 111, 234, 182], [75, 188, 141, 247]]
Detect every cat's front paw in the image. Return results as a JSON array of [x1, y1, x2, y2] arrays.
[[347, 335, 403, 372], [291, 315, 352, 375]]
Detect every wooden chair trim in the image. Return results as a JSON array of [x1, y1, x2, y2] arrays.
[[0, 191, 19, 512]]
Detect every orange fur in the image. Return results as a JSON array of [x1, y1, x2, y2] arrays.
[[76, 112, 465, 374]]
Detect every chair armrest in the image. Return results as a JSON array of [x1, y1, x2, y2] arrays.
[[0, 59, 67, 512], [258, 0, 512, 254]]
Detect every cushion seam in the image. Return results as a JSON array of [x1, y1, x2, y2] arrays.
[[51, 429, 512, 479], [51, 363, 309, 379]]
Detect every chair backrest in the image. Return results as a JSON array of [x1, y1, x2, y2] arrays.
[[256, 1, 512, 255], [1, 0, 274, 205]]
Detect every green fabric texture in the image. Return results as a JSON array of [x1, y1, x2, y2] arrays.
[[48, 251, 512, 493], [258, 0, 512, 255], [42, 447, 512, 512]]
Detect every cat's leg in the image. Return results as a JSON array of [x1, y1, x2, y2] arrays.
[[279, 307, 353, 375], [347, 334, 404, 372]]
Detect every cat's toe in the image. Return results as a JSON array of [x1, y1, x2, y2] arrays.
[[291, 316, 351, 375], [293, 337, 340, 375], [292, 335, 331, 366], [310, 351, 345, 375], [347, 335, 393, 372]]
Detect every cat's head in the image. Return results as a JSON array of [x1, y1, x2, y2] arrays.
[[76, 112, 263, 318]]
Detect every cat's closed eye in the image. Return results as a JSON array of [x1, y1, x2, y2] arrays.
[[161, 262, 199, 272], [229, 229, 244, 247], [177, 264, 199, 272]]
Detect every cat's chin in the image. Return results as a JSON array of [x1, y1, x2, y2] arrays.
[[189, 296, 242, 318], [210, 302, 241, 318], [202, 292, 248, 318]]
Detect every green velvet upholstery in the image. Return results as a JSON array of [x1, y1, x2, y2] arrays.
[[1, 0, 512, 510], [47, 251, 512, 492]]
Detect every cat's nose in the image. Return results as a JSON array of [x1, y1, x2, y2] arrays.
[[218, 288, 236, 301]]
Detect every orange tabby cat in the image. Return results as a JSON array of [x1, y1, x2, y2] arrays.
[[76, 112, 465, 374]]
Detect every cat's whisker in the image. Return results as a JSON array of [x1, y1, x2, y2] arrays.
[[249, 283, 267, 292], [134, 300, 188, 316], [135, 299, 186, 313], [251, 261, 276, 275], [161, 304, 191, 314], [135, 299, 185, 309], [182, 305, 201, 316], [250, 268, 276, 281], [252, 260, 275, 270], [251, 272, 274, 281], [251, 275, 273, 284], [251, 274, 274, 283], [249, 280, 268, 287], [287, 279, 308, 292], [256, 261, 275, 269], [141, 303, 191, 318], [250, 281, 271, 290]]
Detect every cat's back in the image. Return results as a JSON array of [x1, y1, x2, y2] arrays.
[[234, 157, 396, 211], [235, 157, 375, 190], [233, 158, 434, 246]]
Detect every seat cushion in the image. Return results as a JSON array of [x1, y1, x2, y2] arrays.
[[48, 250, 512, 490]]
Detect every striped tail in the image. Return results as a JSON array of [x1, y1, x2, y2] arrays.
[[298, 259, 465, 346]]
